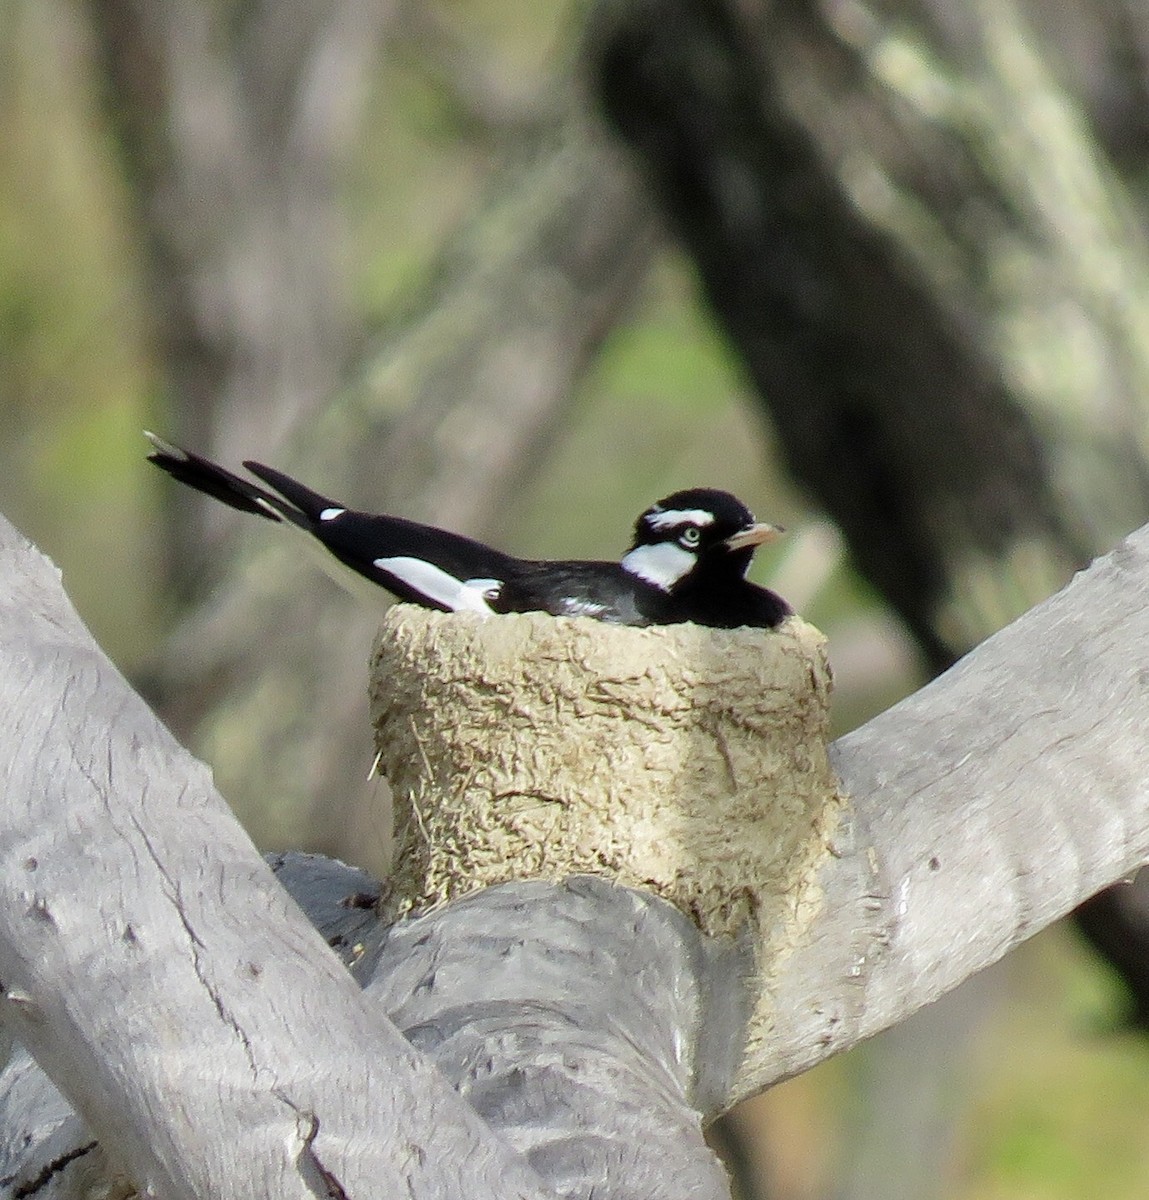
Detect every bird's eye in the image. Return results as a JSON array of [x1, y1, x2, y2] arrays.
[[680, 527, 701, 547]]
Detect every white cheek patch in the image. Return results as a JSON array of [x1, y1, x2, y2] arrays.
[[643, 507, 716, 532], [374, 556, 497, 614], [621, 542, 696, 592]]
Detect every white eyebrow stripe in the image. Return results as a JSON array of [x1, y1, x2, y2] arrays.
[[374, 556, 497, 614], [643, 507, 716, 531]]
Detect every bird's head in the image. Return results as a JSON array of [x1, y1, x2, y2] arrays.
[[621, 488, 783, 592]]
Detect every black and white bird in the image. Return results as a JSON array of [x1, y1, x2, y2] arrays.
[[146, 433, 792, 629]]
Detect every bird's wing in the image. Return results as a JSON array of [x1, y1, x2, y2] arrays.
[[289, 510, 519, 613], [243, 461, 519, 613], [147, 436, 518, 613], [497, 561, 656, 625]]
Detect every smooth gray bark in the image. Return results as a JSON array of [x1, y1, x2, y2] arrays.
[[738, 526, 1149, 1101], [3, 514, 1149, 1192], [0, 516, 555, 1200], [366, 877, 747, 1197]]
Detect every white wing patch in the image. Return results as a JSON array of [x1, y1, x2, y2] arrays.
[[643, 507, 716, 532], [319, 507, 346, 521], [374, 556, 497, 614], [621, 542, 696, 591]]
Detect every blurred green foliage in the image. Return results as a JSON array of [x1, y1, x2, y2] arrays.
[[0, 0, 158, 666], [1, 2, 1147, 1198], [961, 929, 1149, 1200]]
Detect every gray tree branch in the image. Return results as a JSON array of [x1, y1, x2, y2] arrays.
[[3, 514, 1149, 1192], [743, 525, 1149, 1102], [0, 514, 554, 1200]]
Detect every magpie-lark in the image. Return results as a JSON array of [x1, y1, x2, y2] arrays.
[[146, 433, 792, 629]]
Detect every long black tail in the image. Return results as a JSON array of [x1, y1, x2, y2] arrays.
[[144, 433, 345, 538], [145, 432, 285, 521], [242, 460, 344, 525], [145, 433, 388, 603]]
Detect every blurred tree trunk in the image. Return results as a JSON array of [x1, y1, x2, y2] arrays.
[[589, 0, 1149, 1195], [81, 0, 1149, 1193], [87, 0, 660, 854], [159, 113, 658, 858], [87, 0, 393, 572], [590, 0, 1149, 665]]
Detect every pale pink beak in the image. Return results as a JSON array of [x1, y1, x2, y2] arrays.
[[723, 522, 785, 551]]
